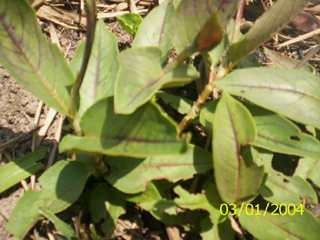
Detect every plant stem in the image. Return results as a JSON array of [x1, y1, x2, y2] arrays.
[[177, 65, 227, 136], [70, 0, 96, 130]]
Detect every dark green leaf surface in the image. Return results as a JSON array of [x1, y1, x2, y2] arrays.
[[117, 13, 142, 36], [239, 210, 320, 240], [89, 183, 126, 237], [212, 93, 264, 203], [60, 98, 186, 157], [6, 160, 93, 238], [71, 20, 119, 118], [114, 47, 198, 114], [0, 148, 46, 193], [0, 0, 74, 116], [6, 191, 43, 239], [104, 146, 211, 193], [216, 67, 320, 129], [38, 160, 93, 213]]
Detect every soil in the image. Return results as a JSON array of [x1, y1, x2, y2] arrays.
[[0, 68, 39, 239]]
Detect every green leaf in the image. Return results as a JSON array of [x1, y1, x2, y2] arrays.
[[38, 160, 93, 213], [89, 183, 126, 237], [264, 48, 314, 72], [261, 175, 317, 205], [6, 191, 43, 239], [70, 21, 119, 118], [6, 160, 93, 238], [129, 182, 176, 221], [133, 0, 174, 59], [174, 183, 221, 223], [117, 13, 142, 36], [114, 47, 198, 114], [0, 148, 46, 193], [216, 67, 320, 129], [295, 158, 320, 187], [173, 0, 237, 53], [252, 108, 320, 159], [157, 92, 192, 115], [39, 208, 76, 239], [104, 145, 211, 193], [239, 210, 320, 240], [227, 0, 308, 64], [201, 220, 234, 240], [212, 93, 264, 203], [0, 0, 74, 116], [60, 98, 186, 158]]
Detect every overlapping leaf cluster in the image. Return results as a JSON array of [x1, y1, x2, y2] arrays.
[[1, 0, 320, 239]]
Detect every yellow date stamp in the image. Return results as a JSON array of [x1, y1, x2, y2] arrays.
[[219, 203, 305, 216]]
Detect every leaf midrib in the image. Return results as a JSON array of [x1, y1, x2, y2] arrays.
[[0, 14, 70, 115], [222, 83, 320, 102]]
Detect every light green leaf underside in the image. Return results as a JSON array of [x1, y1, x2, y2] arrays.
[[60, 98, 186, 158], [39, 208, 76, 239], [0, 0, 74, 116], [213, 93, 263, 203], [261, 175, 317, 205], [104, 146, 211, 193], [239, 210, 320, 240], [216, 67, 320, 129], [0, 148, 46, 193], [133, 0, 173, 59], [201, 103, 320, 159], [252, 108, 320, 159], [227, 0, 308, 64], [70, 20, 119, 119], [114, 46, 198, 114], [295, 157, 320, 187]]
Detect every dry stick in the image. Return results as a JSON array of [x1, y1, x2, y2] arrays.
[[36, 108, 57, 146], [31, 101, 43, 151], [97, 9, 148, 19], [0, 210, 8, 222], [295, 45, 320, 68], [166, 226, 182, 240], [277, 28, 320, 48], [129, 0, 137, 13], [46, 116, 65, 168]]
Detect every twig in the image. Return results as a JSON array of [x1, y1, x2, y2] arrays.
[[0, 127, 41, 153], [36, 108, 57, 147], [295, 45, 320, 68], [166, 226, 181, 240], [32, 101, 43, 151], [97, 9, 148, 19], [46, 116, 65, 168], [129, 0, 137, 13], [177, 65, 217, 136], [0, 210, 8, 222], [277, 28, 320, 48]]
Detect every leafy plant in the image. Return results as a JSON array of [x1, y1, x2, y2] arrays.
[[1, 0, 319, 239]]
